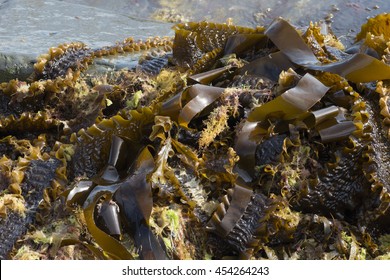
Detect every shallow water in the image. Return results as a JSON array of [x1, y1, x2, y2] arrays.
[[62, 0, 390, 46], [0, 0, 172, 81], [0, 0, 389, 81]]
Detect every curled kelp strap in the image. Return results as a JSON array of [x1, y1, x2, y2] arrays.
[[66, 135, 132, 206], [83, 141, 166, 259], [96, 200, 122, 239], [83, 184, 132, 259], [161, 84, 225, 127], [114, 146, 155, 226], [82, 146, 166, 260], [247, 73, 329, 122], [68, 138, 135, 259], [206, 179, 253, 237], [234, 121, 265, 182], [318, 121, 356, 143], [179, 84, 225, 127], [265, 18, 390, 83], [235, 74, 329, 181], [238, 51, 295, 82], [224, 33, 265, 55], [303, 105, 355, 140], [207, 180, 280, 258], [302, 105, 340, 128], [160, 92, 183, 121], [302, 105, 357, 142], [188, 65, 232, 85], [93, 135, 140, 185], [66, 179, 94, 207], [113, 147, 167, 260], [133, 223, 168, 260], [68, 134, 167, 259]]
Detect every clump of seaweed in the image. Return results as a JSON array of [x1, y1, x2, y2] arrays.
[[1, 13, 390, 260]]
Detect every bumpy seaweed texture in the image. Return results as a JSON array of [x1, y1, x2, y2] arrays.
[[0, 156, 62, 259], [1, 14, 390, 260]]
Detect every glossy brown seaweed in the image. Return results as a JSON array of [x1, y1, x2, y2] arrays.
[[1, 13, 390, 260]]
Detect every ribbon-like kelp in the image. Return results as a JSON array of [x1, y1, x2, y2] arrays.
[[234, 73, 332, 181], [264, 18, 390, 83], [67, 136, 167, 259], [1, 13, 390, 260], [161, 84, 225, 127]]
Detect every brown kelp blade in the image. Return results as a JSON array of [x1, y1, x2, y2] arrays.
[[247, 73, 329, 122], [265, 18, 390, 83], [94, 135, 143, 185], [235, 73, 329, 181], [96, 200, 122, 239], [69, 137, 166, 259], [66, 180, 94, 207], [188, 65, 232, 85], [134, 223, 168, 260], [115, 146, 155, 224], [83, 184, 133, 259], [302, 105, 341, 128], [114, 146, 168, 259], [207, 179, 253, 237], [234, 121, 266, 182], [224, 33, 265, 55], [160, 91, 184, 121], [161, 84, 226, 127], [238, 51, 295, 81], [179, 84, 225, 127], [318, 121, 356, 143], [302, 106, 356, 142]]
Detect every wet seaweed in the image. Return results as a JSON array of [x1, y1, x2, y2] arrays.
[[1, 14, 390, 260], [0, 158, 61, 259]]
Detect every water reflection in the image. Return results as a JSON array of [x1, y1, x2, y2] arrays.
[[62, 0, 390, 46]]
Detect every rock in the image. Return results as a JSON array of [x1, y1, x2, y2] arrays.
[[2, 0, 390, 81], [0, 0, 173, 82]]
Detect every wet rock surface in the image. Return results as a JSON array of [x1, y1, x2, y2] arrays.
[[0, 0, 173, 81], [64, 0, 390, 43]]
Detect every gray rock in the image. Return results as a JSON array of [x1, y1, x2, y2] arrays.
[[0, 0, 173, 82], [1, 0, 389, 82]]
